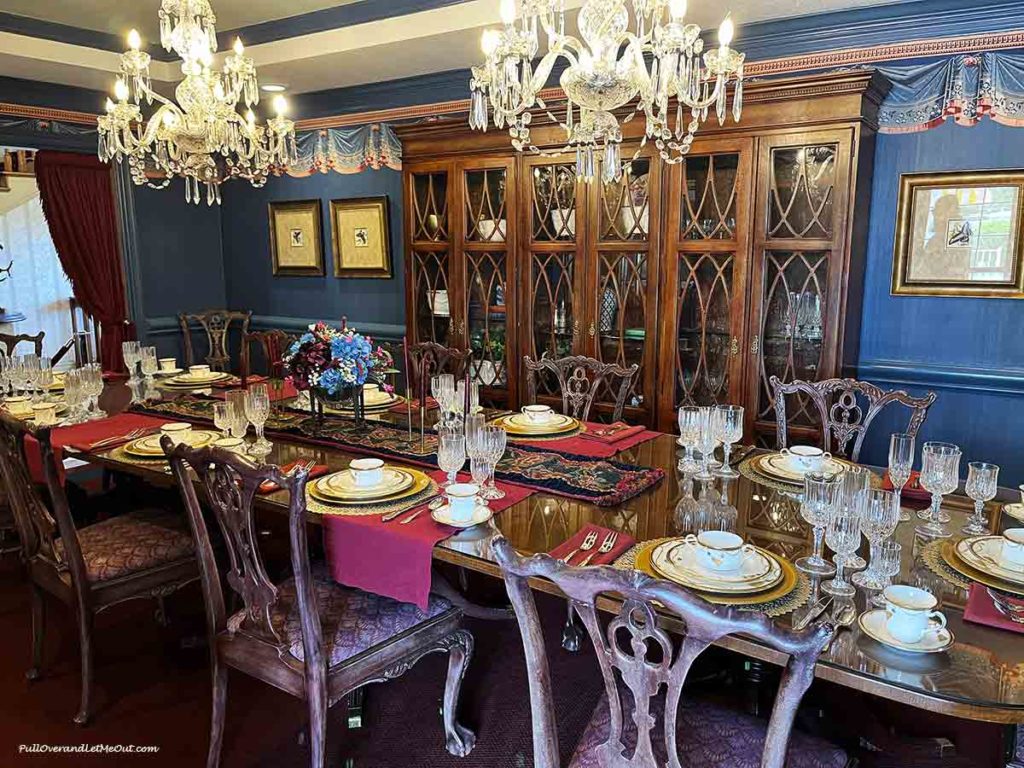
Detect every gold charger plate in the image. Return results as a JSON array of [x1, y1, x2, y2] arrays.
[[634, 539, 799, 607], [956, 536, 1024, 586], [124, 430, 217, 458], [940, 539, 1024, 599], [166, 372, 232, 386], [754, 452, 850, 484], [492, 413, 580, 437], [316, 467, 415, 501], [322, 394, 403, 414], [308, 467, 431, 507]]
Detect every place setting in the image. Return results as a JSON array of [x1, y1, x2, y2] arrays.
[[305, 457, 437, 517], [158, 364, 234, 390], [740, 443, 854, 490], [490, 404, 583, 441], [117, 422, 221, 461]]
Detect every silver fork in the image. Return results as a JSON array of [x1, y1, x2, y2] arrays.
[[579, 531, 618, 567], [88, 428, 147, 450], [562, 530, 598, 564]]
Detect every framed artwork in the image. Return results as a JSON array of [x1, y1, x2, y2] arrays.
[[892, 170, 1024, 298], [269, 200, 324, 276], [330, 196, 392, 278]]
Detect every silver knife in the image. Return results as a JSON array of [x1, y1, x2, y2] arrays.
[[793, 595, 833, 631]]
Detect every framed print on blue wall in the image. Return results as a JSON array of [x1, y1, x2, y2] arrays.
[[892, 170, 1024, 299], [269, 199, 325, 276], [330, 196, 392, 279]]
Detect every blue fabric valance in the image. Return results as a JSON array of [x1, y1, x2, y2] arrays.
[[286, 124, 402, 176]]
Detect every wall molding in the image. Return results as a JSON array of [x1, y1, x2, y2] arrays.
[[858, 359, 1024, 397], [144, 314, 406, 341], [0, 101, 97, 126]]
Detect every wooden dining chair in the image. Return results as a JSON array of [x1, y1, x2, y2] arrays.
[[241, 329, 296, 382], [524, 354, 639, 423], [769, 376, 937, 463], [0, 330, 44, 357], [178, 310, 253, 372], [408, 341, 472, 395], [163, 438, 476, 768], [492, 536, 848, 768], [0, 415, 199, 725]]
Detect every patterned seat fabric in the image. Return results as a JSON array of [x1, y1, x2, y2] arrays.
[[237, 568, 453, 668], [55, 511, 195, 583], [570, 687, 848, 768]]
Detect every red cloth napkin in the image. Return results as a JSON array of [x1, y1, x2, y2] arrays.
[[258, 460, 329, 494], [520, 422, 659, 459], [211, 375, 268, 389], [579, 422, 648, 445], [389, 397, 438, 414], [24, 413, 169, 484], [549, 523, 635, 566], [323, 470, 533, 610], [882, 470, 932, 511], [963, 584, 1024, 634]]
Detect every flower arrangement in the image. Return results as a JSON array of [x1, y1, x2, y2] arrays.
[[283, 322, 393, 398]]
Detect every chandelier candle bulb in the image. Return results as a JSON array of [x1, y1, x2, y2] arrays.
[[127, 29, 141, 51]]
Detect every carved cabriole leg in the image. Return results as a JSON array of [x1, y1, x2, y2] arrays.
[[307, 668, 329, 768], [441, 630, 476, 758], [207, 661, 228, 768], [26, 582, 44, 681], [562, 600, 584, 653], [73, 609, 94, 726]]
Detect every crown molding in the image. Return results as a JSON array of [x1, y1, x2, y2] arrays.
[[0, 101, 97, 126]]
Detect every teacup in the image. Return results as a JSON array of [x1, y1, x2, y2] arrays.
[[213, 437, 245, 454], [160, 422, 193, 446], [883, 585, 946, 645], [188, 365, 211, 377], [445, 483, 480, 522], [349, 458, 385, 488], [781, 445, 831, 472], [4, 396, 31, 416], [159, 358, 177, 372], [1001, 529, 1024, 569], [521, 404, 554, 424], [31, 403, 57, 426], [682, 530, 754, 573]]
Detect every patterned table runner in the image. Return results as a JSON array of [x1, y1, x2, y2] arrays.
[[131, 398, 664, 507]]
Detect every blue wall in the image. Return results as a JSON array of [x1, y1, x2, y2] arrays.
[[856, 119, 1024, 484]]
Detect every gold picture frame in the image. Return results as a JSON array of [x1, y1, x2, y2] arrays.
[[269, 200, 324, 276], [330, 196, 392, 279], [892, 170, 1024, 298]]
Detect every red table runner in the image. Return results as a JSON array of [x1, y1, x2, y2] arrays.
[[519, 422, 660, 459], [963, 584, 1024, 634], [323, 471, 533, 610]]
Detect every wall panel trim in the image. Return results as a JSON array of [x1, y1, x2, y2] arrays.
[[858, 359, 1024, 397]]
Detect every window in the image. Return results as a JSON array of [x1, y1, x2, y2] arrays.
[[0, 174, 73, 362]]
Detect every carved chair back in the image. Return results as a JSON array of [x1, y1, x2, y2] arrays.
[[0, 416, 88, 584], [492, 536, 832, 768], [0, 330, 44, 357], [524, 354, 639, 423], [163, 439, 324, 666], [178, 310, 253, 372], [241, 329, 296, 382], [769, 376, 937, 463], [407, 342, 472, 396]]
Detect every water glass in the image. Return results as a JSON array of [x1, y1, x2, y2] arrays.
[[10, 356, 27, 398], [213, 402, 232, 436], [480, 425, 507, 500], [839, 465, 869, 570], [851, 488, 899, 590], [695, 406, 718, 481], [140, 346, 158, 383], [464, 413, 487, 460], [226, 390, 249, 440], [870, 540, 903, 608], [796, 472, 840, 576], [916, 441, 961, 539], [86, 364, 105, 418], [23, 355, 40, 403], [122, 341, 141, 384], [454, 380, 480, 415], [677, 405, 701, 473], [437, 429, 466, 489], [245, 384, 272, 452], [712, 404, 744, 478], [888, 432, 915, 522], [431, 374, 455, 413], [37, 357, 54, 399], [470, 458, 490, 503], [963, 461, 999, 535], [822, 510, 861, 597]]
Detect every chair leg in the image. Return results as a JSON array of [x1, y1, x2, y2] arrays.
[[561, 599, 584, 652], [306, 677, 328, 768], [207, 661, 228, 768], [441, 629, 476, 758], [73, 610, 94, 726], [26, 582, 45, 681]]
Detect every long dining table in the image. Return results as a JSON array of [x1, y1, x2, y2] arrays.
[[67, 382, 1024, 759]]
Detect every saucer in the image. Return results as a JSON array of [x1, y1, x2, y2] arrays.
[[956, 536, 1024, 585], [1003, 503, 1024, 523], [431, 503, 493, 529], [756, 453, 846, 483], [155, 368, 184, 377], [858, 609, 953, 654]]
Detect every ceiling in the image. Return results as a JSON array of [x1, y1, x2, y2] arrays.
[[1, 0, 908, 108]]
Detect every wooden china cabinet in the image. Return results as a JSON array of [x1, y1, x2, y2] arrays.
[[398, 70, 888, 436]]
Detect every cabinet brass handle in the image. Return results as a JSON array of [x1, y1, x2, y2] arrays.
[[730, 336, 739, 356], [588, 323, 596, 338], [750, 335, 760, 356], [572, 319, 581, 342]]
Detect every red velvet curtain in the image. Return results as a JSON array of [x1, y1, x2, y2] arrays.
[[34, 151, 134, 372]]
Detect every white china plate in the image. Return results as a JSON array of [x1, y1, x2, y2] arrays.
[[759, 453, 846, 482], [649, 540, 782, 593], [363, 389, 397, 406], [858, 609, 953, 654], [956, 536, 1024, 585], [1003, 503, 1024, 523], [169, 371, 231, 385], [318, 468, 414, 499], [431, 503, 493, 529], [506, 413, 575, 431], [155, 368, 184, 377], [125, 430, 217, 457]]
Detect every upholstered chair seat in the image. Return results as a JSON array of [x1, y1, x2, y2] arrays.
[[234, 566, 455, 667], [570, 686, 848, 768], [55, 511, 194, 583]]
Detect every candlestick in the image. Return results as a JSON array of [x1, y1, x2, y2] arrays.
[[403, 336, 413, 441], [463, 370, 471, 430], [420, 356, 427, 452]]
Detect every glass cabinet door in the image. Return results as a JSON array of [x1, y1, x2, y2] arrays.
[[408, 167, 454, 346]]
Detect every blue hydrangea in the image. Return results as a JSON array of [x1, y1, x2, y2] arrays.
[[318, 367, 343, 395]]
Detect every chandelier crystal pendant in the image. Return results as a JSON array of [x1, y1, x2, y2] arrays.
[[469, 0, 745, 183], [97, 0, 297, 205]]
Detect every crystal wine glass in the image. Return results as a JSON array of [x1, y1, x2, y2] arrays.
[[822, 509, 861, 597], [795, 472, 840, 576], [213, 402, 232, 437], [226, 390, 249, 440], [122, 341, 141, 400], [37, 357, 54, 401], [839, 465, 869, 571], [140, 346, 158, 391], [23, 355, 40, 403], [470, 458, 490, 505], [870, 540, 903, 608], [437, 428, 466, 489], [888, 432, 915, 522], [245, 384, 272, 453], [86, 364, 105, 418], [963, 461, 999, 535], [677, 405, 701, 473], [455, 379, 480, 415], [916, 441, 961, 539], [712, 404, 744, 478], [851, 488, 899, 590], [480, 425, 507, 500], [0, 355, 10, 397], [694, 406, 718, 481], [9, 357, 26, 398]]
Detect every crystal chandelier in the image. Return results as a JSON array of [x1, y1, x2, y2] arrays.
[[97, 0, 297, 205], [469, 0, 745, 183]]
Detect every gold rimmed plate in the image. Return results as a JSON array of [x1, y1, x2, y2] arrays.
[[649, 540, 783, 594], [316, 467, 415, 501], [755, 453, 849, 484], [492, 413, 580, 437], [940, 540, 1024, 599], [308, 467, 431, 507], [166, 371, 232, 386], [956, 536, 1024, 586], [124, 430, 217, 458]]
